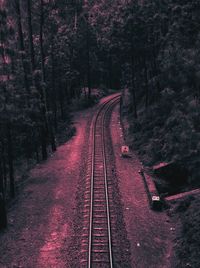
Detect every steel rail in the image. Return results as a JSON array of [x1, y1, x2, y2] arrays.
[[101, 101, 118, 268], [88, 94, 120, 268]]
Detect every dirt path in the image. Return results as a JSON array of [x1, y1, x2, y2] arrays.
[[0, 105, 95, 268], [110, 104, 173, 268]]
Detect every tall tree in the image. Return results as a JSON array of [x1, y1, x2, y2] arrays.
[[14, 0, 30, 95]]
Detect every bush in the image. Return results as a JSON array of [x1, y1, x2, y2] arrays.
[[174, 197, 200, 268], [71, 95, 98, 110]]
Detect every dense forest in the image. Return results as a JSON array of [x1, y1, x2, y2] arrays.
[[1, 0, 200, 266], [0, 0, 108, 203]]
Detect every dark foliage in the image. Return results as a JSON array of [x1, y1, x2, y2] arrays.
[[172, 196, 200, 268], [0, 0, 114, 228], [1, 1, 200, 266], [87, 1, 200, 266]]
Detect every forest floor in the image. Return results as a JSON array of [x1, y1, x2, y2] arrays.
[[0, 102, 95, 267], [0, 94, 174, 268]]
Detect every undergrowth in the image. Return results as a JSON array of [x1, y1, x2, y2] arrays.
[[172, 197, 200, 268], [122, 87, 200, 267], [125, 88, 200, 185], [71, 87, 108, 110]]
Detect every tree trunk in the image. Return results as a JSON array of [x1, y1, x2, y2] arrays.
[[15, 0, 30, 94], [0, 157, 7, 229], [53, 104, 58, 131], [27, 0, 36, 72], [1, 141, 7, 193], [131, 4, 137, 119], [108, 53, 113, 89], [86, 16, 91, 99], [152, 48, 161, 98], [40, 0, 46, 85], [40, 126, 47, 160], [144, 59, 149, 109], [59, 86, 64, 120], [131, 54, 137, 119], [50, 126, 56, 152], [39, 1, 56, 153], [35, 143, 39, 162], [32, 127, 39, 162], [7, 124, 15, 198], [25, 128, 32, 167], [51, 42, 58, 130], [0, 193, 7, 229]]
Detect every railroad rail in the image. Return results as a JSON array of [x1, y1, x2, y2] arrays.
[[80, 94, 121, 267]]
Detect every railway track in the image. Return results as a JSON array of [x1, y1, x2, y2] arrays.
[[80, 95, 122, 267]]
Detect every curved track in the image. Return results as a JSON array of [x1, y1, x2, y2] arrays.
[[80, 94, 121, 267]]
